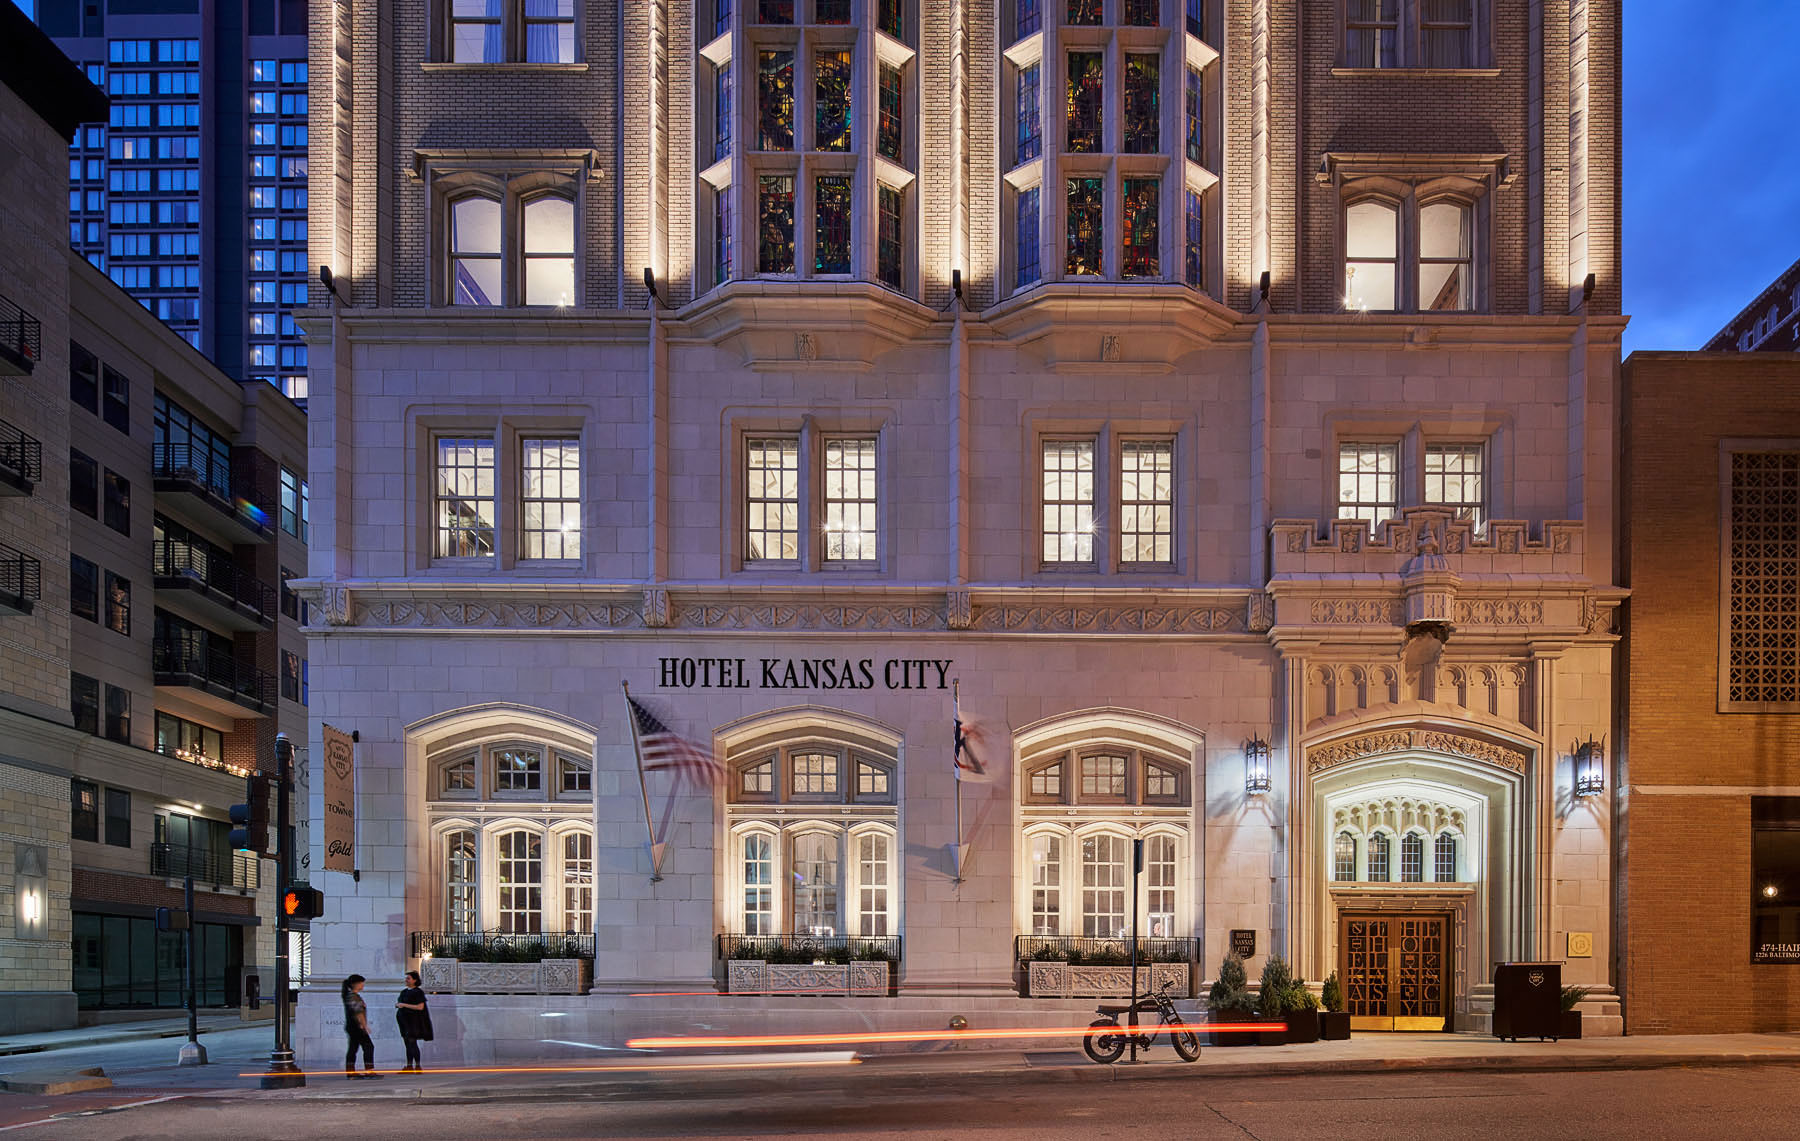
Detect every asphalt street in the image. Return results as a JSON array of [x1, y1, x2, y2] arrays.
[[5, 1064, 1800, 1139]]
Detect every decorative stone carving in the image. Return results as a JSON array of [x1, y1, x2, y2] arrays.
[[1247, 592, 1275, 633], [846, 961, 890, 996], [795, 332, 818, 361], [1025, 962, 1190, 998], [1101, 334, 1122, 362], [643, 588, 671, 628], [537, 958, 591, 995], [767, 964, 850, 993], [453, 962, 543, 994], [1581, 594, 1616, 635], [1307, 728, 1528, 775], [361, 601, 644, 629], [420, 957, 458, 993], [1310, 598, 1405, 625], [726, 960, 767, 994], [946, 590, 973, 630], [686, 602, 941, 630], [321, 584, 352, 627], [1453, 599, 1544, 626], [969, 604, 1243, 634], [725, 960, 890, 995]]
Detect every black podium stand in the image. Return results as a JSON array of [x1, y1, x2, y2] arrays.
[[1492, 961, 1561, 1041]]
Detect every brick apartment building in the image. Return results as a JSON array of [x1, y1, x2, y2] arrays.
[[293, 0, 1624, 1063]]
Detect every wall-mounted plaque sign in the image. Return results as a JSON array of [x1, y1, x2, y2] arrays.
[[1230, 929, 1255, 960]]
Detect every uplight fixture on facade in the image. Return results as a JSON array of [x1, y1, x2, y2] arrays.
[[1245, 738, 1272, 795], [1573, 736, 1605, 797]]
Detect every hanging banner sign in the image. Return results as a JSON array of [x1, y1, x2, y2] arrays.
[[321, 724, 356, 873]]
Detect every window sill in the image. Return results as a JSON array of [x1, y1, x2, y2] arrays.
[[420, 62, 589, 73], [1330, 67, 1501, 78]]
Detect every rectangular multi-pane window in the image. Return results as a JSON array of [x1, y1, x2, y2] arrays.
[[1400, 833, 1424, 882], [823, 437, 878, 562], [520, 438, 581, 559], [815, 50, 852, 152], [103, 470, 130, 535], [857, 833, 890, 936], [856, 760, 889, 797], [745, 437, 800, 561], [523, 0, 576, 63], [815, 175, 852, 274], [1121, 177, 1159, 278], [102, 366, 131, 434], [71, 674, 99, 736], [1334, 832, 1357, 881], [877, 65, 903, 162], [1368, 833, 1390, 881], [757, 51, 794, 151], [1345, 199, 1399, 310], [1017, 0, 1041, 37], [1420, 0, 1473, 67], [816, 0, 850, 21], [450, 0, 504, 63], [1030, 834, 1061, 934], [742, 833, 774, 934], [791, 832, 839, 934], [1419, 201, 1472, 311], [758, 175, 795, 273], [1120, 440, 1174, 564], [1042, 440, 1096, 565], [73, 780, 100, 842], [280, 468, 303, 536], [1065, 177, 1103, 276], [715, 185, 733, 284], [494, 746, 541, 792], [714, 62, 733, 163], [1016, 185, 1042, 288], [759, 0, 793, 21], [1080, 834, 1127, 938], [792, 752, 839, 795], [563, 832, 593, 933], [1184, 67, 1204, 162], [1184, 189, 1204, 289], [1016, 64, 1041, 163], [1080, 754, 1127, 798], [446, 831, 477, 933], [1145, 834, 1176, 937], [105, 571, 130, 636], [877, 185, 903, 290], [1337, 442, 1399, 530], [1727, 453, 1800, 705], [1345, 0, 1398, 67], [1434, 833, 1457, 882], [877, 0, 904, 39], [1424, 443, 1485, 530], [435, 437, 496, 558], [1123, 55, 1159, 153], [1065, 52, 1103, 152], [497, 830, 542, 933]]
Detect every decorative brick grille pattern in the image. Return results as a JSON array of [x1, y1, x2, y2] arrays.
[[1728, 452, 1800, 704]]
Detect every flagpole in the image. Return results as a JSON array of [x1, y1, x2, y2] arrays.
[[952, 678, 965, 884], [622, 681, 663, 882]]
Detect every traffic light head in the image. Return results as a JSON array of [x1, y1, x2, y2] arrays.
[[282, 885, 324, 920], [228, 772, 273, 854]]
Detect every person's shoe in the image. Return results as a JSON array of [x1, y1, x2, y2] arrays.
[[345, 1072, 357, 1080], [363, 1072, 384, 1079]]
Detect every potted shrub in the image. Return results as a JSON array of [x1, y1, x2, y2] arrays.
[[1283, 974, 1321, 1044], [1207, 954, 1257, 1047], [1559, 985, 1590, 1040], [1319, 971, 1352, 1040], [1256, 956, 1318, 1045]]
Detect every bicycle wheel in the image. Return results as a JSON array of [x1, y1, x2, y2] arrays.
[[1082, 1018, 1127, 1064], [1166, 1014, 1202, 1061]]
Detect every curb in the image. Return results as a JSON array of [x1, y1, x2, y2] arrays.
[[232, 1048, 1800, 1104], [0, 1025, 231, 1058]]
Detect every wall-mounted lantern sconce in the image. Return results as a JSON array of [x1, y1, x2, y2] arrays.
[[1245, 738, 1272, 795], [1574, 736, 1605, 797]]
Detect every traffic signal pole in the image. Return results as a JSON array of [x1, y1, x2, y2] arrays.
[[262, 733, 304, 1089]]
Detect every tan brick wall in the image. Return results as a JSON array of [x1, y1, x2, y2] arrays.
[[0, 764, 73, 993]]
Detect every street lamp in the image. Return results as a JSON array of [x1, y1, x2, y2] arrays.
[[1574, 736, 1605, 797], [1245, 738, 1271, 795]]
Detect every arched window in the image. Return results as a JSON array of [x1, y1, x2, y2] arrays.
[[562, 831, 593, 933], [1334, 831, 1358, 882], [496, 829, 542, 933], [522, 194, 575, 306], [446, 829, 477, 933], [1419, 200, 1472, 311], [1434, 831, 1458, 882], [450, 195, 502, 306], [1401, 832, 1425, 882], [1368, 832, 1391, 882], [1344, 199, 1398, 310]]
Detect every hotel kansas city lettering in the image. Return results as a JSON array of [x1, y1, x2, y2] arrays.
[[657, 656, 953, 691]]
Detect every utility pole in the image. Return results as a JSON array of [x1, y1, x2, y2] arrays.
[[262, 733, 305, 1089], [176, 873, 206, 1065]]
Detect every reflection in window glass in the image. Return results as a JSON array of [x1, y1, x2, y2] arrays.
[[745, 437, 800, 560], [563, 831, 593, 932], [446, 830, 477, 932], [857, 832, 889, 936], [1145, 834, 1176, 937], [1338, 442, 1399, 531], [497, 830, 542, 933], [520, 437, 581, 559], [524, 0, 577, 63], [450, 196, 502, 306], [742, 833, 774, 933], [1419, 200, 1472, 311], [1344, 199, 1397, 310], [494, 746, 541, 792], [451, 0, 503, 64], [523, 196, 575, 306], [1030, 834, 1061, 934], [823, 437, 877, 561], [435, 437, 496, 557], [792, 833, 839, 934]]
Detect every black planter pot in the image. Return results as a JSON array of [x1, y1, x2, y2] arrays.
[[1284, 1009, 1321, 1044], [1559, 1008, 1583, 1040], [1319, 1011, 1352, 1040], [1209, 1005, 1258, 1047]]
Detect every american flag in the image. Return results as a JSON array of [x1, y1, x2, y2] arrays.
[[954, 711, 991, 783], [629, 697, 724, 787]]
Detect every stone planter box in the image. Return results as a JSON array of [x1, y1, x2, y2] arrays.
[[420, 958, 591, 996], [1024, 961, 1191, 999], [726, 959, 890, 996]]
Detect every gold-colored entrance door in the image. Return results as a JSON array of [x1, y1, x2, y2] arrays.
[[1340, 913, 1450, 1031]]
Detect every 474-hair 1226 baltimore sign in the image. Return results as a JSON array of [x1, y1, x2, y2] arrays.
[[655, 656, 953, 691]]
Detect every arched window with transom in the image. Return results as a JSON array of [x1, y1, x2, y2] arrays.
[[1434, 831, 1458, 882], [1400, 831, 1426, 882], [1368, 832, 1391, 882], [1334, 831, 1358, 882]]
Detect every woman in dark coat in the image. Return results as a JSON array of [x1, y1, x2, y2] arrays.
[[394, 970, 433, 1072]]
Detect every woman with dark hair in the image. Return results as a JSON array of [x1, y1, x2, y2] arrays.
[[394, 970, 433, 1072], [341, 974, 381, 1079]]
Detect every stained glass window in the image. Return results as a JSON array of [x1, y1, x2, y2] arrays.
[[879, 0, 904, 39], [1185, 67, 1203, 162], [1124, 54, 1159, 153], [715, 185, 733, 285], [758, 0, 793, 23], [1184, 189, 1203, 289], [1122, 178, 1158, 277], [1186, 0, 1202, 37], [1016, 64, 1041, 163], [815, 175, 852, 274], [1065, 52, 1103, 153], [758, 174, 795, 273], [1065, 177, 1103, 276], [877, 184, 903, 289], [714, 62, 733, 163], [757, 50, 794, 151], [1016, 185, 1041, 287], [1017, 0, 1041, 38], [878, 65, 903, 162], [816, 0, 850, 23], [815, 50, 852, 152], [1066, 0, 1102, 26], [1124, 0, 1158, 25], [716, 0, 733, 38]]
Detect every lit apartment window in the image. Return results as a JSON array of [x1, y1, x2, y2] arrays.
[[1424, 443, 1485, 530], [520, 437, 581, 560], [1418, 200, 1472, 311], [1338, 442, 1399, 530], [1343, 184, 1481, 311], [745, 437, 800, 562], [1345, 199, 1398, 311], [743, 433, 880, 568], [435, 437, 497, 558], [1118, 440, 1174, 565], [1343, 0, 1473, 69], [822, 438, 877, 563], [1041, 440, 1096, 566]]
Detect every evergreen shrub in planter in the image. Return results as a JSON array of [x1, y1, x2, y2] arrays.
[[1207, 954, 1257, 1047], [1319, 971, 1352, 1040]]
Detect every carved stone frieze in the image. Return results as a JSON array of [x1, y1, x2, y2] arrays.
[[968, 604, 1243, 634], [1453, 599, 1544, 626], [726, 960, 766, 994], [766, 964, 851, 993], [1101, 334, 1122, 362], [1581, 594, 1617, 635], [1310, 598, 1406, 625], [643, 588, 672, 628], [846, 961, 891, 996], [321, 584, 353, 627], [361, 600, 645, 629], [684, 602, 941, 630], [420, 957, 457, 993], [1247, 591, 1275, 633], [1025, 962, 1191, 999], [794, 331, 818, 361], [946, 590, 973, 630], [1307, 728, 1528, 775]]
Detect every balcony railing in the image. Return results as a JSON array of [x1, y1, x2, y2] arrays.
[[151, 842, 260, 890], [0, 541, 41, 615], [0, 292, 41, 374], [408, 930, 596, 960], [152, 642, 276, 713], [715, 932, 903, 964], [0, 416, 42, 495], [1013, 935, 1199, 965], [152, 442, 273, 541], [153, 537, 276, 624]]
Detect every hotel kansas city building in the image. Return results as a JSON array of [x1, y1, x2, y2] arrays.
[[292, 0, 1624, 1062]]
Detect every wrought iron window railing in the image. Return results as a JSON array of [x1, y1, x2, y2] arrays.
[[0, 417, 43, 484], [1013, 935, 1198, 964], [0, 542, 42, 608], [153, 537, 276, 621], [0, 292, 41, 371], [408, 930, 596, 960], [152, 642, 276, 709], [715, 932, 902, 964], [151, 842, 260, 889]]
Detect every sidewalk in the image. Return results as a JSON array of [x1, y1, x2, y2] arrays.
[[0, 1013, 248, 1058]]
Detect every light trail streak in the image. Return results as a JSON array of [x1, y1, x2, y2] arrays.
[[235, 1055, 859, 1079], [627, 1023, 1285, 1050]]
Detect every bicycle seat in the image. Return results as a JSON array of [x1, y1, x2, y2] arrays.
[[1095, 999, 1159, 1016]]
